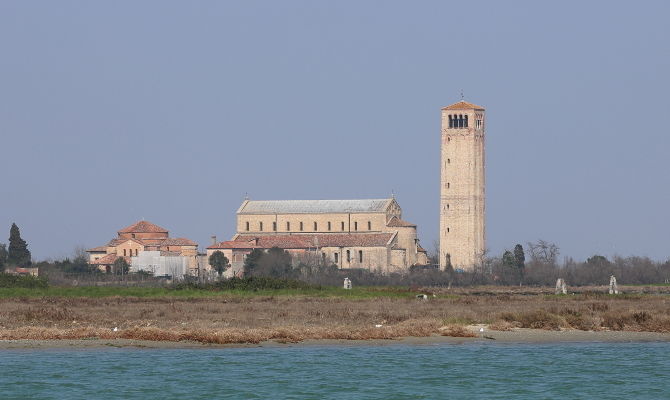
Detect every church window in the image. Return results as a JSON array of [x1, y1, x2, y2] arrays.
[[447, 158, 450, 164], [259, 222, 263, 231], [341, 222, 345, 231], [447, 182, 450, 189], [334, 252, 339, 263], [458, 115, 464, 128], [246, 222, 249, 231], [447, 204, 450, 209], [314, 222, 318, 231], [272, 222, 277, 231], [465, 115, 469, 128], [300, 222, 304, 231], [346, 250, 351, 262], [447, 137, 451, 142], [123, 249, 127, 256], [354, 222, 358, 231], [447, 227, 450, 233], [367, 221, 371, 230], [448, 115, 453, 128], [287, 222, 290, 231], [135, 249, 138, 256], [328, 222, 331, 231], [359, 250, 363, 263]]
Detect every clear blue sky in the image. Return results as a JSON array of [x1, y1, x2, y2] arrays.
[[1, 1, 669, 262]]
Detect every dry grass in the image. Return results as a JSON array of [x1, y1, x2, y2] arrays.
[[0, 288, 668, 343]]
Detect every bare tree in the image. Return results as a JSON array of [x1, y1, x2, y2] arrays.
[[526, 240, 560, 265]]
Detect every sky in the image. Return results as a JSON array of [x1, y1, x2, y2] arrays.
[[1, 1, 669, 262]]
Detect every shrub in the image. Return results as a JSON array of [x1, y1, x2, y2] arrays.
[[0, 273, 48, 289], [172, 276, 316, 291]]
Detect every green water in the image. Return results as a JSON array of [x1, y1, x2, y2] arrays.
[[0, 342, 668, 399]]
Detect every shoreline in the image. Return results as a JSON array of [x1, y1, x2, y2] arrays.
[[1, 329, 668, 350]]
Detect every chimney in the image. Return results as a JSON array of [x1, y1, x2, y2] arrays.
[[211, 235, 217, 246]]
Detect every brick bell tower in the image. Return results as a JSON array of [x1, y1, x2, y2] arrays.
[[439, 100, 486, 271]]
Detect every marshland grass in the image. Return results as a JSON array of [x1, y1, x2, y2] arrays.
[[0, 285, 668, 344]]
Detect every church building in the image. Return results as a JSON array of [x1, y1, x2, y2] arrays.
[[207, 198, 427, 275]]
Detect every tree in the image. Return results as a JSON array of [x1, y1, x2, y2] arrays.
[[243, 249, 265, 276], [209, 250, 230, 277], [514, 244, 526, 284], [526, 240, 559, 265], [7, 223, 31, 267], [0, 243, 7, 271], [113, 257, 129, 275], [256, 247, 293, 278]]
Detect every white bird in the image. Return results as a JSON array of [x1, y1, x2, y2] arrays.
[[113, 327, 118, 332], [375, 324, 383, 328]]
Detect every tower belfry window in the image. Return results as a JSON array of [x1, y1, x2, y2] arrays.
[[458, 115, 464, 128], [465, 115, 468, 127], [448, 115, 453, 128]]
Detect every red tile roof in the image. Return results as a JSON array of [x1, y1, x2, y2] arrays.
[[118, 220, 168, 234], [442, 100, 485, 110], [161, 238, 197, 246], [90, 254, 130, 265], [386, 216, 417, 228], [208, 233, 396, 250], [417, 244, 427, 253]]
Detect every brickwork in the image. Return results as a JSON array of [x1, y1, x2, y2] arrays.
[[439, 101, 486, 270]]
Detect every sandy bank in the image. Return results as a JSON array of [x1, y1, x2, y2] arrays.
[[1, 329, 668, 350]]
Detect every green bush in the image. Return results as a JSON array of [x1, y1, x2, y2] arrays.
[[0, 273, 48, 289], [172, 276, 316, 291]]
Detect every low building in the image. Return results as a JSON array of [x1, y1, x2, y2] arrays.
[[129, 251, 189, 279], [87, 220, 198, 274], [208, 198, 427, 274]]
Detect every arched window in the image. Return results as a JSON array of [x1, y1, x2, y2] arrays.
[[259, 222, 263, 231], [286, 222, 290, 231], [246, 222, 250, 231], [448, 115, 453, 128], [123, 249, 127, 256], [465, 115, 469, 127], [447, 182, 450, 189], [135, 249, 138, 256], [459, 114, 464, 128], [313, 222, 318, 231], [272, 222, 277, 231], [300, 222, 304, 231], [447, 158, 450, 164], [354, 222, 358, 231], [447, 227, 450, 233], [359, 250, 363, 263], [334, 253, 339, 263], [346, 250, 351, 262], [367, 221, 371, 230], [328, 222, 331, 231], [341, 222, 345, 231], [447, 204, 450, 209]]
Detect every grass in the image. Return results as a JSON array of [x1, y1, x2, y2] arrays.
[[0, 285, 420, 299]]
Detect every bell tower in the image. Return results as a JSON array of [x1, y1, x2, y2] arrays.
[[439, 100, 485, 270]]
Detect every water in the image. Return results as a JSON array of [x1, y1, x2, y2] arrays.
[[0, 342, 668, 399]]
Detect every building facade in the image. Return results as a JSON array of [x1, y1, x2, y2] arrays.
[[208, 198, 427, 274], [439, 100, 486, 270], [87, 220, 199, 274]]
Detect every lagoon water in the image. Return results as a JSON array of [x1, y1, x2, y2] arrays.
[[0, 342, 668, 399]]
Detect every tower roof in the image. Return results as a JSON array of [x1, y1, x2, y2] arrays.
[[118, 220, 168, 234], [442, 100, 485, 111]]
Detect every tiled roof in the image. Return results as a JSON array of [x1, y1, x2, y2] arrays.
[[107, 238, 146, 247], [118, 220, 168, 234], [386, 216, 416, 228], [161, 238, 197, 246], [417, 244, 427, 253], [442, 100, 485, 111], [87, 246, 108, 253], [90, 254, 130, 265], [238, 199, 393, 215], [211, 233, 396, 250]]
